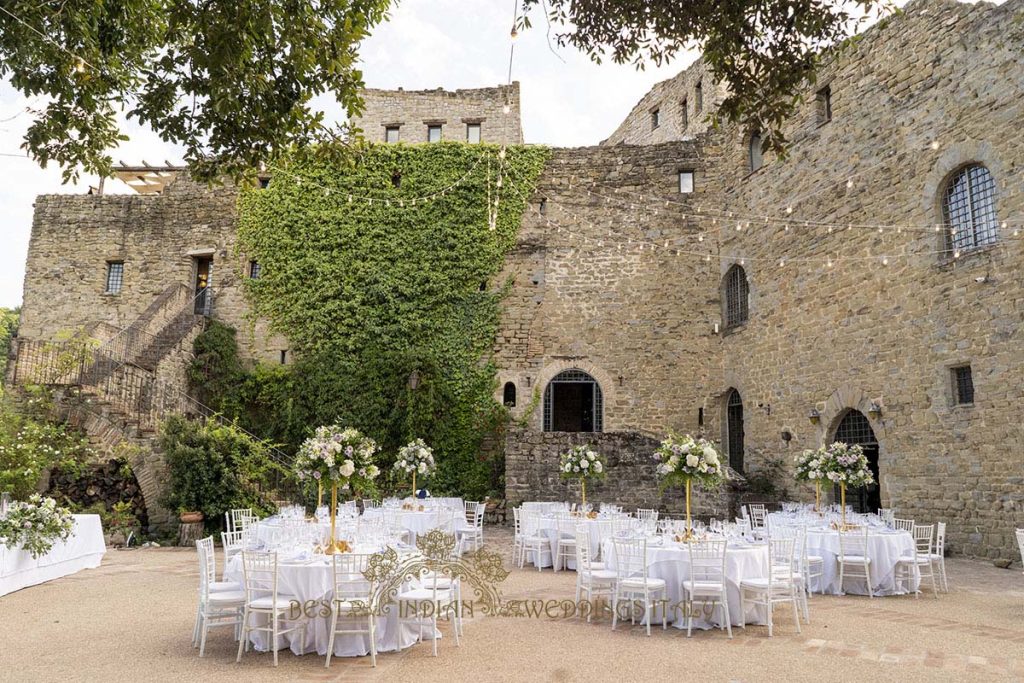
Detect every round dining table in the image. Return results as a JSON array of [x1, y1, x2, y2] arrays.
[[766, 512, 918, 596], [223, 547, 432, 658], [362, 508, 469, 544], [601, 537, 771, 630]]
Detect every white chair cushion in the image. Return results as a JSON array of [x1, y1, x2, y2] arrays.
[[589, 561, 607, 570], [584, 569, 618, 581], [398, 588, 454, 602], [897, 555, 932, 564], [207, 590, 246, 603], [685, 580, 725, 594], [619, 577, 666, 590], [806, 555, 825, 564], [837, 555, 871, 563], [210, 580, 241, 592], [248, 595, 299, 610], [739, 577, 795, 590], [557, 538, 578, 545]]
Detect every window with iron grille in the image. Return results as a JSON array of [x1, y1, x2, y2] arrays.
[[723, 265, 749, 328], [726, 389, 744, 472], [543, 369, 603, 432], [105, 261, 124, 294], [249, 260, 261, 279], [952, 365, 974, 405], [942, 164, 997, 254], [834, 410, 877, 445]]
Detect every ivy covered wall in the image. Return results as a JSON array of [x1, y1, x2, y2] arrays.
[[226, 142, 549, 497]]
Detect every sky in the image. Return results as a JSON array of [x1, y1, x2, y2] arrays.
[[0, 0, 937, 309]]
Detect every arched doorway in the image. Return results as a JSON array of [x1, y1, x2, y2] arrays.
[[543, 369, 603, 432], [832, 409, 880, 513], [726, 389, 744, 472]]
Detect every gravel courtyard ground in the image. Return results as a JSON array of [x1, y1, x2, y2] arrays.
[[2, 526, 1023, 682]]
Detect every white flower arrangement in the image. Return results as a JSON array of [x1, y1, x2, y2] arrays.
[[652, 433, 727, 488], [0, 494, 74, 559], [559, 445, 606, 481], [394, 438, 436, 478], [294, 425, 380, 490], [793, 447, 826, 482], [821, 442, 875, 487]]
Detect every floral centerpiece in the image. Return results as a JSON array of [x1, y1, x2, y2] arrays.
[[294, 425, 380, 553], [558, 445, 605, 513], [394, 438, 436, 497], [793, 447, 827, 513], [0, 494, 75, 559], [653, 434, 727, 540], [820, 441, 875, 528]]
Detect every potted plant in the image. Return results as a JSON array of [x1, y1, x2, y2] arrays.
[[178, 509, 204, 524]]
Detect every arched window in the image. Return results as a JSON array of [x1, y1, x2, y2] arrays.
[[726, 389, 744, 473], [503, 381, 517, 407], [942, 164, 997, 254], [723, 264, 749, 329], [832, 409, 880, 513], [748, 131, 763, 173], [543, 369, 603, 432]]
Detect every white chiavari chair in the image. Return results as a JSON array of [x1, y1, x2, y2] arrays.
[[221, 529, 251, 570], [1016, 529, 1024, 578], [226, 508, 252, 534], [837, 527, 873, 598], [554, 516, 578, 571], [397, 532, 461, 656], [636, 508, 659, 523], [574, 527, 616, 621], [929, 522, 949, 592], [893, 517, 915, 533], [739, 536, 802, 637], [896, 523, 939, 598], [236, 551, 306, 666], [193, 537, 244, 655], [459, 501, 485, 554], [325, 553, 377, 668], [610, 537, 668, 636], [684, 539, 732, 638]]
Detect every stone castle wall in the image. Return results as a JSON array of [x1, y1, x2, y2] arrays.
[[602, 60, 728, 146], [20, 177, 288, 365], [353, 83, 523, 145], [704, 0, 1024, 558]]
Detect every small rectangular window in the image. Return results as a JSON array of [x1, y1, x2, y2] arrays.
[[698, 406, 704, 426], [681, 98, 688, 129], [104, 261, 124, 294], [678, 170, 694, 194], [695, 81, 703, 113], [952, 365, 974, 405], [466, 123, 481, 143], [817, 85, 832, 124], [249, 260, 261, 279], [427, 125, 442, 143], [258, 176, 271, 189], [280, 350, 288, 365], [385, 126, 400, 143], [539, 198, 548, 215], [651, 108, 661, 130]]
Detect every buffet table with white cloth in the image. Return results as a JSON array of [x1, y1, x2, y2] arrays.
[[601, 538, 770, 630], [766, 512, 917, 596], [0, 514, 106, 597], [224, 548, 431, 657]]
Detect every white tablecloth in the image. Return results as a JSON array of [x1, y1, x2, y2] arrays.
[[601, 539, 770, 629], [0, 514, 106, 597], [521, 502, 570, 514], [530, 517, 605, 570], [224, 551, 429, 657], [363, 509, 469, 543], [765, 512, 917, 596]]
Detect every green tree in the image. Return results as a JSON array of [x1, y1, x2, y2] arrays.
[[0, 307, 18, 376], [0, 0, 391, 182], [519, 0, 890, 154]]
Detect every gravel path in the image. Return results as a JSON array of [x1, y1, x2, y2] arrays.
[[2, 527, 1022, 682]]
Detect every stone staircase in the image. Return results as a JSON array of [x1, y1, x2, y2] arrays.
[[9, 284, 297, 533]]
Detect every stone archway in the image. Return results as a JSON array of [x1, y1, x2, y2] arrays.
[[816, 383, 887, 508]]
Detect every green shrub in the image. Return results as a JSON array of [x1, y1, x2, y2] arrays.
[[159, 415, 283, 528]]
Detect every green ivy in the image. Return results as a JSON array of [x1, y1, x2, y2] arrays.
[[232, 142, 549, 499]]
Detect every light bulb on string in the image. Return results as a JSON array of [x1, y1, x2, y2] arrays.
[[827, 257, 834, 268], [698, 234, 704, 242], [786, 206, 793, 214], [931, 141, 940, 150], [882, 257, 889, 266], [846, 179, 854, 189]]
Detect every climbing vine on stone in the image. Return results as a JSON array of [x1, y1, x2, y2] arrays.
[[234, 142, 549, 497]]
